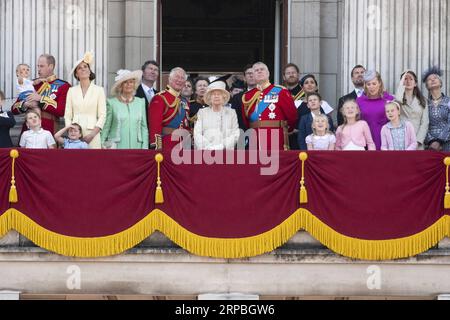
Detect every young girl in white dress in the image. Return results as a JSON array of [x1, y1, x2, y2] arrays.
[[305, 114, 336, 150]]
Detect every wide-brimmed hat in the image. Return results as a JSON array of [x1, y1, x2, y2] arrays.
[[204, 81, 230, 105], [110, 69, 143, 96], [70, 51, 95, 77]]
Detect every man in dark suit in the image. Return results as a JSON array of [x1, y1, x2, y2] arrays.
[[337, 65, 366, 126], [0, 90, 16, 148], [283, 63, 303, 149], [230, 64, 257, 130], [136, 60, 160, 108]]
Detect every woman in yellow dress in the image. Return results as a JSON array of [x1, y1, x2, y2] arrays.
[[64, 52, 107, 149]]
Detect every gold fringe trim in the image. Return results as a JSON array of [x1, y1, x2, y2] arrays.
[[0, 208, 449, 260]]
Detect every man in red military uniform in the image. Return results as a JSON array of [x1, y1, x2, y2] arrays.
[[241, 62, 297, 150], [148, 67, 191, 150], [12, 54, 71, 135]]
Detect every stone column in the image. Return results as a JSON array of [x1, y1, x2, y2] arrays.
[[290, 0, 341, 108], [107, 0, 156, 93]]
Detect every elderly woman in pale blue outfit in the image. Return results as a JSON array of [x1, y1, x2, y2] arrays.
[[423, 66, 450, 151], [101, 70, 149, 149]]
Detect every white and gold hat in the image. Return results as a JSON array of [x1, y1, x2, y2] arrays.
[[70, 51, 95, 77], [204, 81, 230, 106], [110, 69, 143, 96]]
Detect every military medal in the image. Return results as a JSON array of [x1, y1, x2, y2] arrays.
[[268, 103, 277, 119], [264, 95, 279, 103]]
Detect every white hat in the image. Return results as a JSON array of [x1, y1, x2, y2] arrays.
[[71, 51, 95, 77], [110, 69, 143, 96], [204, 81, 230, 106]]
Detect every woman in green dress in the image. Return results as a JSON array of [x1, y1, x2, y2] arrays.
[[101, 70, 149, 149]]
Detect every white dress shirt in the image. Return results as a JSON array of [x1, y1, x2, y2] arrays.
[[355, 88, 364, 97], [141, 83, 156, 102], [19, 128, 56, 149]]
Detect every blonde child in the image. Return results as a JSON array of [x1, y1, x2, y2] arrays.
[[305, 114, 336, 150], [19, 110, 56, 149], [54, 123, 89, 149], [298, 92, 335, 150], [15, 64, 45, 100], [335, 100, 376, 150], [380, 100, 417, 150], [16, 64, 46, 117]]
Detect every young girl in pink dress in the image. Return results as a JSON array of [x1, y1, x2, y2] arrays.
[[335, 100, 376, 151]]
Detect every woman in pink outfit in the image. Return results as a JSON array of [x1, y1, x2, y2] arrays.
[[381, 101, 417, 150], [335, 100, 376, 151]]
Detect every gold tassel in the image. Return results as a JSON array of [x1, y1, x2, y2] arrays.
[[444, 157, 450, 209], [299, 152, 308, 204], [155, 153, 164, 204], [9, 149, 19, 203], [9, 186, 18, 203]]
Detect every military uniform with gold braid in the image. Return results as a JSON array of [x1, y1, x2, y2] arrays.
[[288, 83, 305, 150], [188, 98, 207, 128], [289, 83, 305, 103], [241, 81, 298, 150], [148, 85, 191, 150], [12, 75, 71, 135]]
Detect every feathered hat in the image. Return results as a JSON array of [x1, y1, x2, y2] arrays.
[[422, 66, 443, 83]]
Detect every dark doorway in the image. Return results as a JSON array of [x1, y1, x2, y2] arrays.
[[161, 0, 276, 74]]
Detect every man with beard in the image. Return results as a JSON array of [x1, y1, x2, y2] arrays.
[[283, 63, 304, 103], [283, 63, 303, 149], [337, 65, 366, 126]]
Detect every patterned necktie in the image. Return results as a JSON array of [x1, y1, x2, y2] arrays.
[[356, 89, 362, 97]]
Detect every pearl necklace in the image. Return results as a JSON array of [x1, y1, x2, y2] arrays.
[[120, 95, 133, 104]]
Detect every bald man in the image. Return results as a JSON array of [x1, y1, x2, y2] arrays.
[[241, 62, 297, 150]]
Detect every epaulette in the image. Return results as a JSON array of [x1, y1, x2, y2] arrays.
[[53, 79, 69, 85], [241, 89, 259, 105], [242, 89, 260, 117]]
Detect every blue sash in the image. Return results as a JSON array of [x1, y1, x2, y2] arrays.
[[249, 87, 283, 123], [165, 99, 188, 132]]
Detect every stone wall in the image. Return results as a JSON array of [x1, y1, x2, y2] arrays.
[[290, 0, 341, 107], [107, 0, 156, 94]]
